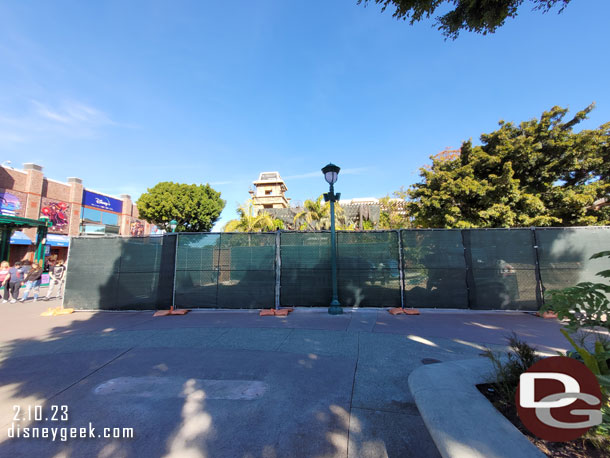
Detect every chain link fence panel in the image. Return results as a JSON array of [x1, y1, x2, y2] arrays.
[[536, 227, 610, 300], [63, 227, 610, 311], [401, 230, 468, 309], [465, 229, 538, 310], [337, 231, 401, 307], [64, 236, 165, 310]]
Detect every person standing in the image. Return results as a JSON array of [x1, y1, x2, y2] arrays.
[[8, 261, 25, 303], [45, 254, 57, 273], [44, 260, 66, 300], [20, 263, 43, 302], [21, 260, 32, 275], [0, 261, 10, 303]]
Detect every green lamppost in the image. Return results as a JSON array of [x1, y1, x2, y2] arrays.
[[322, 163, 342, 315], [35, 216, 51, 267], [169, 220, 178, 233]]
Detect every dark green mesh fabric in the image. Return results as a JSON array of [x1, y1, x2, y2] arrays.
[[536, 227, 610, 297], [337, 231, 401, 307], [115, 237, 164, 309], [280, 231, 401, 307], [401, 230, 468, 309], [217, 233, 276, 309], [175, 233, 276, 309], [280, 232, 331, 306], [64, 228, 610, 311], [465, 229, 538, 310], [175, 233, 220, 308], [64, 236, 165, 310]]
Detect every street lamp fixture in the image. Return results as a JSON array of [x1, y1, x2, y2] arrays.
[[322, 163, 340, 185], [169, 220, 178, 233], [321, 163, 342, 315]]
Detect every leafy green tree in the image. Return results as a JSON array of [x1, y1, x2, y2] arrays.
[[358, 0, 571, 39], [136, 181, 225, 232], [379, 190, 411, 229], [224, 201, 284, 232], [293, 195, 348, 230], [408, 104, 610, 228]]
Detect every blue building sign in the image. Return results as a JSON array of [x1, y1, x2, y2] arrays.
[[82, 190, 123, 213]]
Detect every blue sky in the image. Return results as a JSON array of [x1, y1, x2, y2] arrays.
[[1, 0, 609, 230]]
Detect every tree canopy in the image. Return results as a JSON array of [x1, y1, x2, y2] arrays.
[[408, 104, 610, 228], [224, 201, 284, 232], [378, 191, 411, 229], [293, 195, 349, 230], [358, 0, 571, 39], [136, 181, 225, 232]]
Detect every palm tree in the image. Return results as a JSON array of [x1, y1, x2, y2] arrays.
[[224, 201, 283, 232], [293, 195, 347, 230]]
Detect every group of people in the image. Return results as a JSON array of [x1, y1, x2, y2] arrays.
[[0, 259, 66, 303]]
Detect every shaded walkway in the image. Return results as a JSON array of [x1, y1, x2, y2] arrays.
[[0, 303, 567, 457]]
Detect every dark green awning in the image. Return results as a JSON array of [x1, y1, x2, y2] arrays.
[[0, 215, 51, 228]]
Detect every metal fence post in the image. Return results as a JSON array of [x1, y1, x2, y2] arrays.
[[275, 230, 281, 309], [397, 229, 405, 308], [214, 233, 221, 308], [61, 236, 74, 308], [156, 233, 178, 309], [172, 233, 179, 309], [115, 238, 123, 309], [461, 229, 476, 309], [531, 227, 544, 309]]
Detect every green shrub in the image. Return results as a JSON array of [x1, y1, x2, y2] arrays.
[[485, 333, 541, 406], [542, 250, 610, 332]]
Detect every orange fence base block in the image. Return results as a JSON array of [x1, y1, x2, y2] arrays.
[[388, 307, 420, 316], [153, 309, 189, 317], [260, 308, 294, 317]]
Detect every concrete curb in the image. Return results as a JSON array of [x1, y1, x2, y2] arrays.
[[408, 358, 545, 458]]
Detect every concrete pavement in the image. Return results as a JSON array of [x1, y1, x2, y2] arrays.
[[0, 302, 568, 457], [409, 359, 545, 458]]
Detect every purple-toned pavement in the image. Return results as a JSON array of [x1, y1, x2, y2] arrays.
[[0, 302, 578, 458], [0, 301, 568, 352], [374, 310, 569, 352]]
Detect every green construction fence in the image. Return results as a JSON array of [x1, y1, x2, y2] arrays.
[[63, 227, 610, 311]]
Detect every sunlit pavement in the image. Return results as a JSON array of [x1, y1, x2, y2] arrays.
[[0, 302, 568, 457]]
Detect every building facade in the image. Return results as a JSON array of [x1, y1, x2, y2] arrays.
[[249, 172, 290, 211], [0, 162, 152, 264], [246, 171, 408, 230]]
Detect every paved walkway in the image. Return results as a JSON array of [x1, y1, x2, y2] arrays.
[[0, 302, 567, 457]]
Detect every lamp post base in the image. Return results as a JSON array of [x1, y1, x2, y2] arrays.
[[328, 299, 343, 315]]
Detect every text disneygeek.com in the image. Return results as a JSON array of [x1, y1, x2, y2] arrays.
[[8, 405, 134, 442]]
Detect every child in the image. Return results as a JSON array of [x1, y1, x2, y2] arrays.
[[20, 263, 43, 302], [0, 261, 10, 303], [8, 261, 24, 303]]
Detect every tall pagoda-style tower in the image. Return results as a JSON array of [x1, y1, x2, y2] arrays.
[[249, 172, 290, 212]]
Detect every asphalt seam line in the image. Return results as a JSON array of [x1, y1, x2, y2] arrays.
[[274, 328, 294, 351], [346, 331, 360, 457], [350, 405, 419, 415], [48, 347, 134, 401]]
